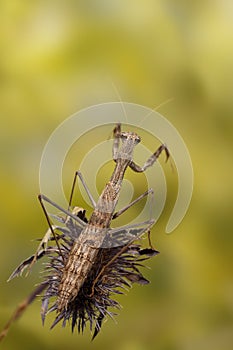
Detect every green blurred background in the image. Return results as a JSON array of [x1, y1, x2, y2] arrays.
[[0, 1, 232, 349]]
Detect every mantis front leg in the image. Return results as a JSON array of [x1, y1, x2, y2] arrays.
[[130, 144, 169, 173]]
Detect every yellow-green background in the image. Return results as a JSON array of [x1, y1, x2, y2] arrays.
[[0, 1, 232, 349]]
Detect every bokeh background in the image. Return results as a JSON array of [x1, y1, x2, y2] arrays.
[[0, 1, 233, 349]]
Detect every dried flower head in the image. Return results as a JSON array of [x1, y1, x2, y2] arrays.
[[41, 215, 159, 339], [0, 208, 159, 341]]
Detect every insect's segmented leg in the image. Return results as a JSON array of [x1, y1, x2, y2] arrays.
[[130, 144, 169, 173], [38, 195, 65, 263], [68, 170, 96, 210], [68, 170, 78, 209], [112, 188, 154, 219], [39, 194, 86, 227], [147, 230, 155, 250], [10, 207, 88, 280], [112, 123, 121, 160]]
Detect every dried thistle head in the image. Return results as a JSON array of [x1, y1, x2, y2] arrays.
[[41, 212, 159, 339], [0, 209, 159, 341]]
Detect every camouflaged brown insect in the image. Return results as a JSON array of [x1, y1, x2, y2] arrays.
[[0, 123, 169, 340]]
